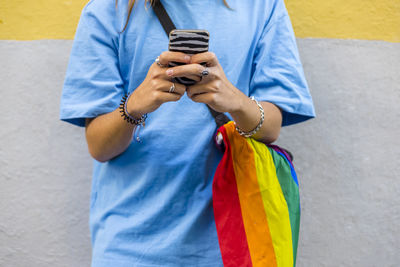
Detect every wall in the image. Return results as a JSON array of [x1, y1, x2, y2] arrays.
[[1, 0, 399, 41], [1, 0, 399, 266]]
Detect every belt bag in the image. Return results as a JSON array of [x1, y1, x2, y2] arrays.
[[152, 1, 300, 266]]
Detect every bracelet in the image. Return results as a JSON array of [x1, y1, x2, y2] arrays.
[[119, 93, 147, 126], [235, 96, 264, 138]]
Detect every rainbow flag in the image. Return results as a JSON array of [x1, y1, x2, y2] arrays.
[[213, 122, 300, 267]]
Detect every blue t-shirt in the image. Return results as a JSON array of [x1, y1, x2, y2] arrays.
[[60, 0, 315, 266]]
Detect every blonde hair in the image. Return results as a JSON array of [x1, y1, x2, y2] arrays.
[[116, 0, 232, 33]]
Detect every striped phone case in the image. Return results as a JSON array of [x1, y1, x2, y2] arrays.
[[168, 29, 209, 86]]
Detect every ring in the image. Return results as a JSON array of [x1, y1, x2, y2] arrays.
[[201, 67, 209, 77], [155, 56, 167, 68], [169, 82, 176, 93]]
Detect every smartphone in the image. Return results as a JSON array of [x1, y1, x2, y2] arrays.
[[168, 29, 210, 85]]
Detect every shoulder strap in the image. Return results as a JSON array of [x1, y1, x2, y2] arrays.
[[152, 0, 176, 36], [152, 0, 230, 128]]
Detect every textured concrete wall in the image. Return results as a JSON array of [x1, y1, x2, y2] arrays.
[[0, 41, 93, 267], [1, 39, 399, 267], [286, 0, 400, 42]]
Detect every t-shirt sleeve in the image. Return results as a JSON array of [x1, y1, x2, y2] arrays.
[[59, 2, 124, 127], [249, 1, 315, 126]]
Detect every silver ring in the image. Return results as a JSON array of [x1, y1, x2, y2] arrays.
[[169, 82, 176, 93], [201, 67, 209, 77], [155, 56, 167, 68]]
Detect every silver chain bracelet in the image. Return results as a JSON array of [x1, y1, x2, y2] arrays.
[[235, 96, 265, 138]]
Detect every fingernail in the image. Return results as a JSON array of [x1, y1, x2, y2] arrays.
[[184, 55, 191, 62], [166, 69, 173, 76]]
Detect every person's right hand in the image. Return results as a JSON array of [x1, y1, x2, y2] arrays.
[[126, 51, 195, 118]]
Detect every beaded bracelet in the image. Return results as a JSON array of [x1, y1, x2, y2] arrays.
[[119, 93, 147, 142], [235, 96, 265, 138], [119, 93, 147, 126]]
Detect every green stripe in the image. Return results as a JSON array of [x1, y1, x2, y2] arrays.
[[268, 147, 301, 266]]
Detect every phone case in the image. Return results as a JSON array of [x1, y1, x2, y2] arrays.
[[168, 29, 210, 85]]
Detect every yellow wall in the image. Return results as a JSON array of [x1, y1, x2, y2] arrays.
[[286, 0, 400, 42], [0, 0, 88, 40], [0, 0, 399, 42]]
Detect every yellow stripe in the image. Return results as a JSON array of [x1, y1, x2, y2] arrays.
[[0, 0, 88, 40], [0, 0, 399, 42], [247, 138, 294, 267], [286, 0, 400, 43]]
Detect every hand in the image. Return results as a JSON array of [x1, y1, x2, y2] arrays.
[[165, 52, 247, 113], [126, 51, 190, 118]]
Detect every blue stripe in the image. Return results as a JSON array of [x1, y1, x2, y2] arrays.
[[276, 151, 298, 186]]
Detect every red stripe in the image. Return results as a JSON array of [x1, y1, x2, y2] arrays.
[[213, 126, 253, 267]]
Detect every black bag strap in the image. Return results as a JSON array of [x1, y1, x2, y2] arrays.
[[152, 0, 230, 128], [152, 0, 176, 36]]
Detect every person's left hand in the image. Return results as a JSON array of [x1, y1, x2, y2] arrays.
[[165, 52, 247, 113]]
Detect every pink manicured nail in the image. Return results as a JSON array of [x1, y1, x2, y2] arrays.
[[166, 69, 173, 76]]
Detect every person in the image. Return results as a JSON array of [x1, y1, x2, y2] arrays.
[[60, 0, 315, 266]]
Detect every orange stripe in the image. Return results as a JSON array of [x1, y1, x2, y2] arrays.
[[225, 122, 277, 267]]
